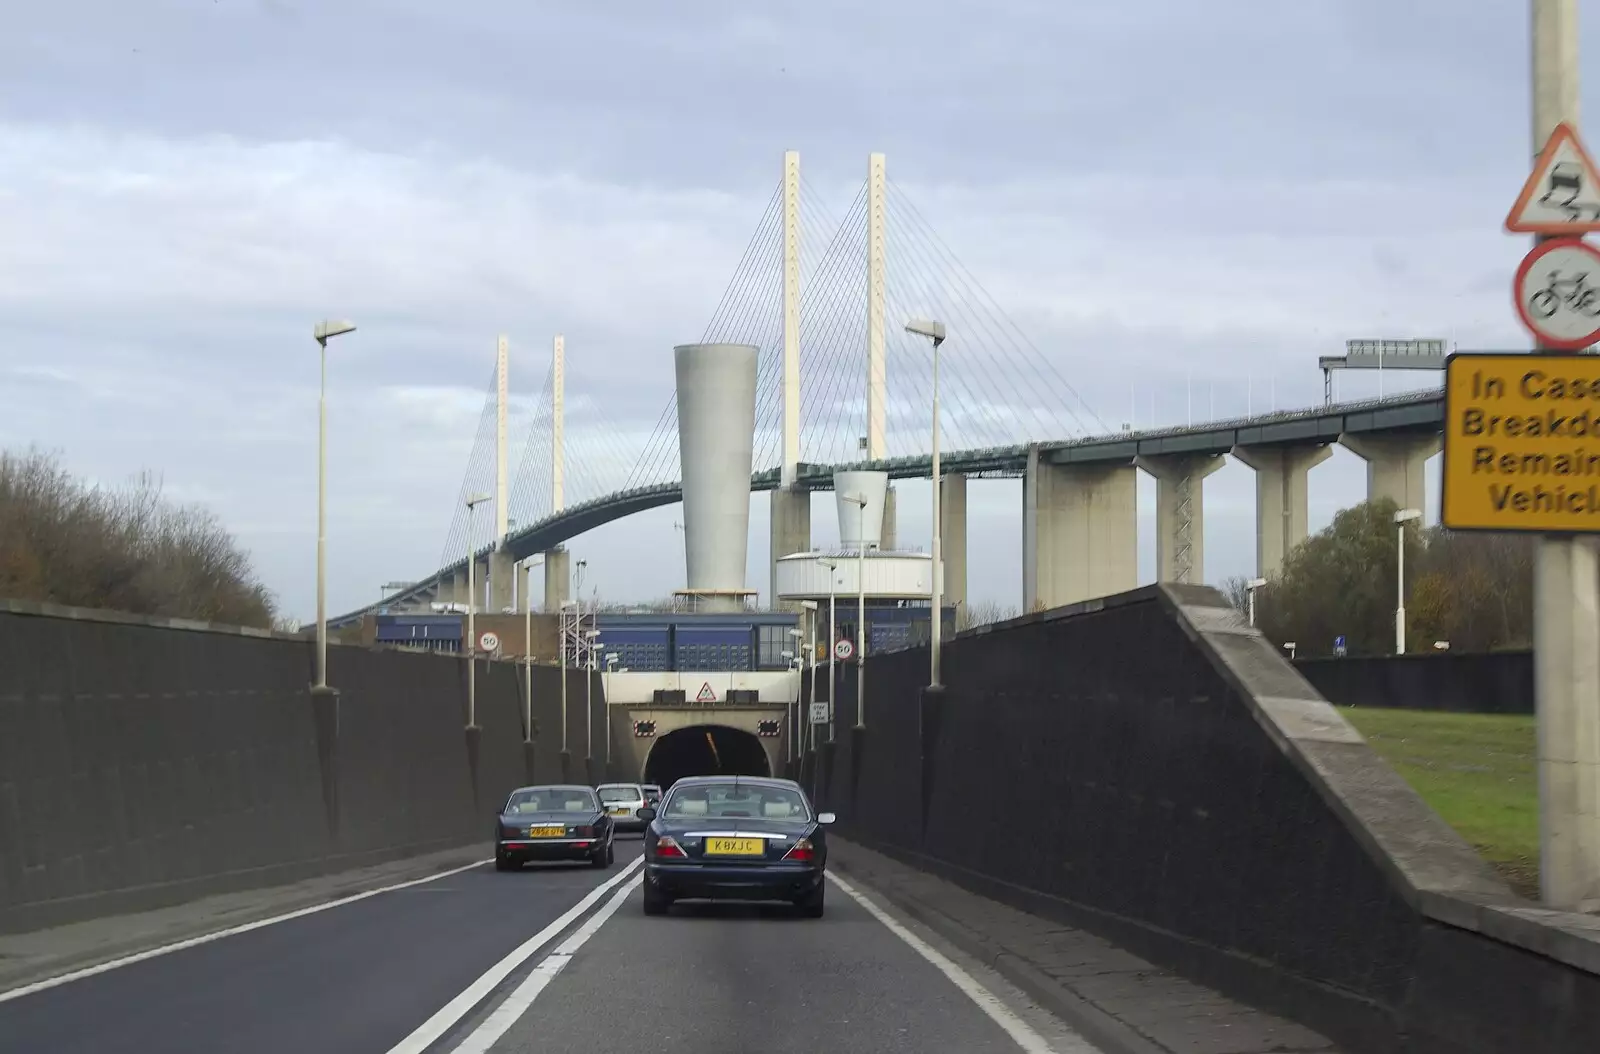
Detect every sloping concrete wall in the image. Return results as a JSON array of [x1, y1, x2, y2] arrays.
[[0, 601, 600, 934], [807, 585, 1600, 1054]]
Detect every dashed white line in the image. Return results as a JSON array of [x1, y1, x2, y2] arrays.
[[382, 856, 644, 1054], [446, 874, 642, 1053], [0, 858, 491, 1005], [827, 872, 1067, 1054]]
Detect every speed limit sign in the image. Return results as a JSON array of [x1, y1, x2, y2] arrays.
[[833, 638, 855, 661], [478, 631, 500, 653]]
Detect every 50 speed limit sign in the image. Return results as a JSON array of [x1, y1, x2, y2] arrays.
[[833, 638, 855, 661]]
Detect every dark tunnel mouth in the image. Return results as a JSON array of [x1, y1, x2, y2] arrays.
[[643, 724, 771, 790]]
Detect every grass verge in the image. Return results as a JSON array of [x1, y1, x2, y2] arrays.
[[1341, 706, 1538, 898]]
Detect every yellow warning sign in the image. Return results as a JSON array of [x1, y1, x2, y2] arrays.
[[1442, 352, 1600, 532]]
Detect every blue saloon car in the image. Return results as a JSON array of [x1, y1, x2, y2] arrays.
[[637, 775, 835, 918]]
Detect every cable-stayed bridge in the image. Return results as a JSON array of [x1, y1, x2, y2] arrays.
[[328, 153, 1447, 629]]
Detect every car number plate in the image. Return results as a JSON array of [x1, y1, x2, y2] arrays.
[[529, 825, 565, 838], [705, 837, 764, 856], [609, 807, 630, 816]]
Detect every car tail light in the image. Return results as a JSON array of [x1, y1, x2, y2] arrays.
[[574, 825, 594, 837], [782, 838, 815, 862], [499, 825, 519, 839], [654, 836, 687, 859]]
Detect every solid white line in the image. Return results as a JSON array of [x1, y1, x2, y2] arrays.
[[447, 874, 641, 1054], [827, 873, 1065, 1054], [383, 856, 643, 1054], [0, 858, 492, 1005]]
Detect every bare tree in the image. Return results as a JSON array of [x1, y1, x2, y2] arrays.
[[0, 448, 278, 627], [958, 599, 1020, 629]]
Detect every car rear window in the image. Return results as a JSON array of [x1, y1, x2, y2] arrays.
[[663, 784, 809, 820], [505, 788, 597, 813], [597, 786, 640, 802]]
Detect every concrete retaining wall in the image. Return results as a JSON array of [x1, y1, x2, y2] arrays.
[[805, 586, 1599, 1054], [1294, 651, 1534, 714], [0, 600, 600, 935]]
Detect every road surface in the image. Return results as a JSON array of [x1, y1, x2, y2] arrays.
[[0, 840, 1096, 1054]]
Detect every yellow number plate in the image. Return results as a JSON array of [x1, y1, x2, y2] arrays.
[[705, 837, 764, 856], [609, 807, 630, 816], [529, 826, 565, 838]]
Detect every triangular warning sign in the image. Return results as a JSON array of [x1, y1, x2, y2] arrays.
[[1506, 121, 1600, 233], [695, 681, 717, 703]]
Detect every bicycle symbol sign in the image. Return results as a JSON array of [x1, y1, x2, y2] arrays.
[[1513, 237, 1600, 349]]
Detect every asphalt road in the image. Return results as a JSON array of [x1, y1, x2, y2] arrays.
[[0, 841, 647, 1054], [1, 843, 1093, 1054], [480, 874, 1090, 1054]]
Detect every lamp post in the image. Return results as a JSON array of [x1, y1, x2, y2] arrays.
[[1394, 508, 1422, 654], [604, 646, 617, 770], [559, 599, 574, 757], [842, 494, 869, 728], [463, 492, 492, 727], [800, 599, 818, 756], [584, 628, 600, 765], [905, 319, 947, 689], [1245, 577, 1267, 627], [815, 558, 838, 742], [787, 628, 804, 762], [522, 554, 543, 742], [312, 319, 356, 692]]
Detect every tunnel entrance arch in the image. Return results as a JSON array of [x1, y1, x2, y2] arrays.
[[643, 724, 772, 791]]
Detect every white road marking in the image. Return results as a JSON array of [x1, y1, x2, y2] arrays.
[[0, 858, 491, 1004], [446, 874, 642, 1053], [827, 873, 1070, 1054], [383, 856, 644, 1054]]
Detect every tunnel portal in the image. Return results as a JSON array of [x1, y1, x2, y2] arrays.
[[643, 724, 771, 790]]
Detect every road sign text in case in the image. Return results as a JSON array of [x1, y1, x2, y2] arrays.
[[1441, 352, 1600, 532]]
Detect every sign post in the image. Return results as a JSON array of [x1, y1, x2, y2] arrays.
[[1484, 0, 1600, 912]]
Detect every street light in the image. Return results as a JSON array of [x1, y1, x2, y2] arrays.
[[312, 318, 356, 692], [522, 554, 544, 742], [463, 492, 492, 728], [559, 599, 576, 760], [1245, 577, 1267, 627], [841, 494, 869, 728], [584, 628, 601, 765], [604, 652, 619, 769], [799, 599, 819, 759], [1394, 507, 1422, 655], [787, 628, 804, 762], [905, 318, 947, 690], [815, 558, 838, 743]]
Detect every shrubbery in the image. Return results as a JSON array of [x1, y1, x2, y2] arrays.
[[0, 448, 277, 627]]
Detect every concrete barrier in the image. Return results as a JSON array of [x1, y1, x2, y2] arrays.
[[1293, 651, 1534, 714], [0, 600, 607, 935], [810, 585, 1600, 1054]]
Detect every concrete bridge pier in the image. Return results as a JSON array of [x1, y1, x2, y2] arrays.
[[880, 486, 898, 551], [1022, 447, 1137, 611], [450, 567, 467, 607], [489, 550, 514, 613], [1135, 454, 1224, 585], [543, 547, 571, 611], [1231, 444, 1333, 580], [1339, 433, 1441, 512], [770, 487, 811, 610], [470, 557, 486, 614], [940, 473, 968, 616]]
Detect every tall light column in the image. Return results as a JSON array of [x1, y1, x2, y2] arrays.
[[464, 492, 492, 728], [842, 495, 869, 729], [312, 319, 356, 692], [906, 320, 947, 688], [781, 150, 801, 488]]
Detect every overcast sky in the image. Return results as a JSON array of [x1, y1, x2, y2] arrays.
[[0, 0, 1572, 621]]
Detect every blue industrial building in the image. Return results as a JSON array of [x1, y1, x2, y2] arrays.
[[369, 603, 954, 672]]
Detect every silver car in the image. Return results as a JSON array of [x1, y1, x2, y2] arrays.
[[597, 782, 649, 834]]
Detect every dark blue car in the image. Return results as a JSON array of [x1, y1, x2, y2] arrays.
[[495, 784, 615, 871], [637, 775, 835, 917]]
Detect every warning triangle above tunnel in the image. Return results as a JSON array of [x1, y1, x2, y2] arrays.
[[696, 682, 717, 703]]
